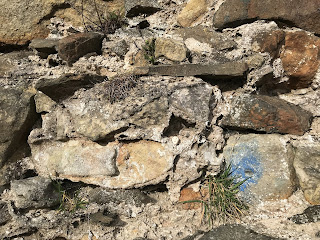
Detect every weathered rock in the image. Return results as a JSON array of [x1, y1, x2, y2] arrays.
[[212, 0, 320, 34], [29, 38, 58, 58], [289, 205, 320, 224], [197, 224, 282, 240], [280, 31, 320, 88], [252, 30, 285, 58], [0, 0, 67, 46], [222, 94, 313, 135], [30, 140, 119, 180], [137, 62, 248, 78], [105, 39, 129, 57], [0, 87, 38, 167], [223, 134, 296, 202], [35, 74, 106, 101], [9, 176, 60, 209], [176, 26, 236, 51], [58, 32, 104, 66], [125, 0, 161, 18], [88, 188, 155, 206], [28, 76, 216, 189], [293, 142, 320, 204], [155, 38, 187, 62], [0, 51, 33, 77], [34, 92, 57, 113], [177, 0, 207, 27], [104, 140, 175, 188], [0, 202, 11, 225]]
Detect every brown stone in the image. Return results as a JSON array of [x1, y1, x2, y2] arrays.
[[253, 30, 285, 58], [179, 188, 201, 210], [0, 0, 124, 46], [222, 94, 313, 135], [213, 0, 320, 34], [280, 31, 320, 88], [177, 0, 208, 27], [155, 38, 187, 62], [58, 32, 104, 66]]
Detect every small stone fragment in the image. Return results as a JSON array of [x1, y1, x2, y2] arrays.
[[289, 205, 320, 224], [155, 38, 187, 62]]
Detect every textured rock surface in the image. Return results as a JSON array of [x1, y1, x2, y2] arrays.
[[0, 88, 37, 167], [222, 94, 313, 135], [0, 202, 11, 225], [280, 31, 320, 88], [138, 61, 248, 77], [223, 134, 296, 202], [213, 0, 320, 34], [0, 0, 66, 46], [35, 74, 105, 101], [155, 38, 187, 62], [293, 142, 320, 204], [289, 205, 320, 224], [58, 32, 104, 65], [9, 176, 60, 209], [125, 0, 161, 17], [29, 39, 58, 58], [177, 0, 207, 27], [30, 140, 119, 180], [196, 224, 282, 240]]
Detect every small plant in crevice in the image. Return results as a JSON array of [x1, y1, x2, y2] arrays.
[[142, 38, 156, 65], [67, 0, 126, 35], [104, 75, 138, 104], [182, 164, 249, 228], [52, 179, 88, 213]]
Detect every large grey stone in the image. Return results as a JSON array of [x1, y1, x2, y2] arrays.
[[196, 224, 282, 240], [0, 87, 38, 167], [10, 176, 60, 209], [293, 142, 320, 204], [223, 134, 296, 202]]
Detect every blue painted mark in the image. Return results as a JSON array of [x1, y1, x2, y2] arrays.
[[225, 141, 263, 192]]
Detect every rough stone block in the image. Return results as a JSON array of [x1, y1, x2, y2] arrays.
[[155, 38, 187, 62], [223, 134, 296, 202], [10, 176, 60, 209], [58, 32, 104, 66], [222, 94, 313, 135], [213, 0, 320, 35], [293, 142, 320, 205], [177, 0, 207, 27]]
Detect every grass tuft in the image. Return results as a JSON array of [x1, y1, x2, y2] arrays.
[[182, 164, 249, 228], [142, 38, 156, 65], [52, 180, 88, 213]]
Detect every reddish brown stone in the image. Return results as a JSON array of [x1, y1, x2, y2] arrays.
[[253, 30, 285, 58], [179, 188, 201, 210], [280, 31, 320, 88], [222, 95, 313, 135], [58, 32, 104, 66]]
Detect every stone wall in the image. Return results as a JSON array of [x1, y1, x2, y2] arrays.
[[0, 0, 319, 239]]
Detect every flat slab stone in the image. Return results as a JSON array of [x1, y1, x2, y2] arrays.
[[136, 62, 248, 78]]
